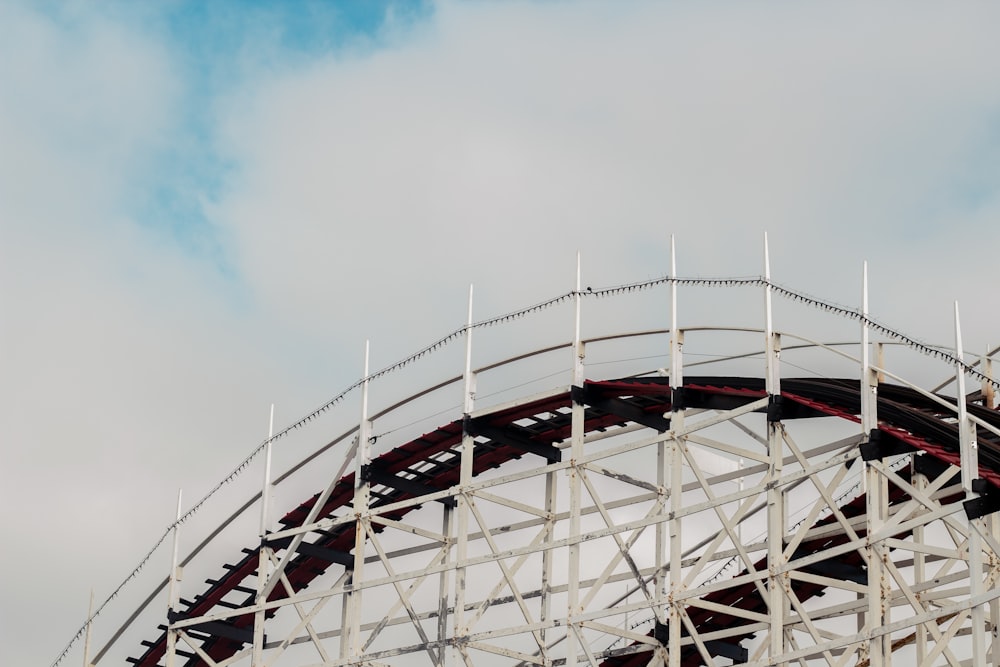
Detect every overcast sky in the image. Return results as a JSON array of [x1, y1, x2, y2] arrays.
[[3, 2, 1000, 665]]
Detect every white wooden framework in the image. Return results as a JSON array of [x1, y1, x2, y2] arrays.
[[83, 248, 1000, 667]]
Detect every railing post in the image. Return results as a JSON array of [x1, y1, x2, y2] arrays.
[[82, 589, 94, 667], [667, 236, 684, 667], [165, 489, 183, 667], [983, 348, 995, 411]]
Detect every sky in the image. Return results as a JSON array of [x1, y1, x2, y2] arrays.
[[3, 1, 1000, 665]]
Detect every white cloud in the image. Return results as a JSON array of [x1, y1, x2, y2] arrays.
[[208, 2, 1000, 349], [0, 6, 319, 663], [5, 2, 1000, 664]]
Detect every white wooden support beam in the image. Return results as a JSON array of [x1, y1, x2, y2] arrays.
[[265, 550, 332, 663], [865, 457, 890, 667], [259, 435, 359, 604], [654, 236, 672, 632], [338, 577, 351, 661], [668, 236, 684, 667], [437, 505, 452, 667], [763, 234, 779, 396], [981, 348, 995, 410], [913, 458, 929, 664], [990, 510, 1000, 666], [764, 233, 787, 666], [861, 260, 890, 666], [861, 262, 878, 437], [252, 404, 275, 666], [348, 341, 373, 658], [540, 454, 557, 660], [567, 252, 585, 667], [441, 286, 474, 666], [956, 303, 988, 667], [454, 285, 476, 659], [259, 404, 275, 538]]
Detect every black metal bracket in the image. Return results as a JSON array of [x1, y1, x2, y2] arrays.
[[860, 429, 916, 461], [705, 639, 749, 663], [653, 620, 669, 645], [670, 386, 687, 411], [801, 557, 867, 585], [912, 452, 955, 481], [652, 621, 746, 663], [767, 395, 783, 422], [965, 478, 1000, 520]]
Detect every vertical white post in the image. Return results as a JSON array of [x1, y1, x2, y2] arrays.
[[462, 285, 476, 428], [956, 305, 987, 667], [983, 348, 995, 410], [861, 262, 889, 666], [82, 589, 94, 667], [165, 489, 183, 667], [668, 235, 682, 402], [566, 253, 585, 667], [453, 285, 476, 665], [667, 236, 684, 667], [437, 504, 452, 667], [992, 510, 1000, 667], [260, 404, 275, 536], [984, 349, 1000, 665], [876, 342, 885, 384], [573, 252, 584, 389], [860, 262, 878, 434], [865, 465, 890, 667], [541, 277, 558, 664], [956, 303, 973, 490], [909, 335, 927, 665], [913, 462, 928, 663], [763, 234, 786, 666], [339, 583, 351, 661], [348, 342, 372, 659], [763, 235, 777, 391], [252, 404, 275, 666], [737, 459, 744, 544], [540, 470, 557, 656]]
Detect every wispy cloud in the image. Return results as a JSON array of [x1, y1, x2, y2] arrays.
[[4, 2, 1000, 664]]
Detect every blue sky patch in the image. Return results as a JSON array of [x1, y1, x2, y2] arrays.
[[121, 0, 433, 279]]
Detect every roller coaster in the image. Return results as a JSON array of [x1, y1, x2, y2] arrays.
[[63, 256, 1000, 667]]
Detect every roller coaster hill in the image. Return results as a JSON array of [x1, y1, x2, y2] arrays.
[[54, 256, 1000, 667]]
